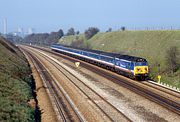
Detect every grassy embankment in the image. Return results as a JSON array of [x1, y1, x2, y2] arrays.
[[0, 37, 34, 121], [58, 30, 180, 88]]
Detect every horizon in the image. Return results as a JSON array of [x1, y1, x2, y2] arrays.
[[0, 0, 180, 34]]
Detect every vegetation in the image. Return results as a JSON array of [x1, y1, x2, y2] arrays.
[[22, 29, 64, 46], [6, 34, 23, 44], [58, 30, 180, 88], [84, 27, 100, 39], [0, 37, 35, 121], [66, 27, 75, 36], [166, 46, 179, 74], [121, 26, 126, 31], [106, 28, 112, 33]]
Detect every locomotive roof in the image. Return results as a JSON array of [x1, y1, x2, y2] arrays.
[[100, 52, 146, 62], [52, 44, 147, 62]]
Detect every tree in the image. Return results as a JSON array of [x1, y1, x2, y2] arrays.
[[106, 28, 112, 32], [66, 27, 75, 36], [58, 29, 64, 37], [22, 28, 64, 46], [84, 27, 100, 39], [76, 31, 80, 35], [121, 26, 126, 31], [45, 31, 62, 45], [166, 46, 179, 74]]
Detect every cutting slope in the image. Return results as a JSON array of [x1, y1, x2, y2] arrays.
[[0, 37, 34, 121]]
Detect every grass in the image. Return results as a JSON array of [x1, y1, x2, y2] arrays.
[[0, 37, 34, 121], [59, 34, 86, 45], [58, 30, 180, 88]]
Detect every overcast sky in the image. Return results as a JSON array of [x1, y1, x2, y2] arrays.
[[0, 0, 180, 33]]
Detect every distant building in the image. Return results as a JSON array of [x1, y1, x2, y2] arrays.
[[3, 18, 7, 35], [18, 27, 23, 33], [11, 27, 24, 37], [27, 28, 35, 35]]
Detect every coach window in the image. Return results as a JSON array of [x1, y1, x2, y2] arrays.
[[127, 63, 131, 69]]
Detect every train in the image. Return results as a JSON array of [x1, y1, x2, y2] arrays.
[[51, 44, 149, 80]]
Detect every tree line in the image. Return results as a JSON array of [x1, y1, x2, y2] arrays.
[[21, 27, 102, 46], [6, 26, 127, 46], [22, 29, 64, 46]]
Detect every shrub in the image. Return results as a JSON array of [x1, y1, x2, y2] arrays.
[[166, 46, 180, 74], [84, 27, 100, 39]]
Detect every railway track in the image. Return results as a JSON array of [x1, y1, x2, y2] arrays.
[[77, 60, 180, 115], [22, 49, 84, 122], [29, 45, 180, 115], [26, 46, 132, 121], [144, 80, 180, 98]]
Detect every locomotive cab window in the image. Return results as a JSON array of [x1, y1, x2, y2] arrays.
[[135, 62, 147, 66]]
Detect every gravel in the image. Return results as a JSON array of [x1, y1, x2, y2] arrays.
[[60, 58, 180, 122], [36, 49, 180, 122]]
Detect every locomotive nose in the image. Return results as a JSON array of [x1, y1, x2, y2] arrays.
[[135, 66, 148, 74], [144, 67, 148, 72]]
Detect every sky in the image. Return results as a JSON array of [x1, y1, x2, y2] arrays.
[[0, 0, 180, 33]]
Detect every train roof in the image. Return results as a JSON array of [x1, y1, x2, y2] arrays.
[[52, 44, 147, 62], [100, 52, 146, 62]]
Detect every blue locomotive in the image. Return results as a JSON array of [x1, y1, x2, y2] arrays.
[[51, 44, 149, 80]]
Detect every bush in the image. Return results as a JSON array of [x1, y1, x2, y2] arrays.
[[0, 74, 34, 121], [0, 38, 35, 121], [121, 26, 126, 31], [84, 27, 100, 39], [71, 39, 84, 48], [66, 28, 75, 36], [106, 28, 112, 32], [166, 46, 180, 74]]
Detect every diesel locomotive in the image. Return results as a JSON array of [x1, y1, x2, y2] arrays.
[[51, 44, 149, 80]]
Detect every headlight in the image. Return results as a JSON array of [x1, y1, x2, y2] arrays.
[[137, 68, 141, 71]]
